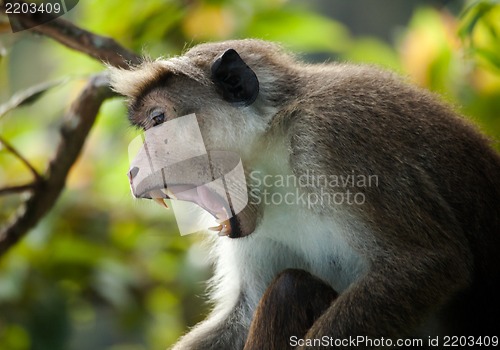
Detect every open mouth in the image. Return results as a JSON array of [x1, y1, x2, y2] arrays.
[[127, 114, 249, 238], [144, 184, 235, 237], [128, 151, 248, 238]]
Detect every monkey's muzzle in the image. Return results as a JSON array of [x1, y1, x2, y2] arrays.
[[127, 114, 248, 237]]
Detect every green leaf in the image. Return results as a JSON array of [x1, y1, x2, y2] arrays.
[[474, 47, 500, 70], [459, 1, 496, 39]]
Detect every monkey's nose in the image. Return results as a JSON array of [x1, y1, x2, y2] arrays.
[[128, 166, 139, 183]]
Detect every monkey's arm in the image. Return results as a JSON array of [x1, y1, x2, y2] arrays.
[[302, 248, 469, 349], [292, 168, 471, 347], [287, 102, 473, 347]]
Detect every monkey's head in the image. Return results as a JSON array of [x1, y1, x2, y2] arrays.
[[109, 40, 294, 237], [109, 39, 297, 155]]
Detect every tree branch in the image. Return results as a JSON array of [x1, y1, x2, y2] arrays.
[[0, 74, 115, 255], [0, 2, 143, 256], [0, 183, 36, 195], [0, 1, 141, 68], [0, 135, 43, 181]]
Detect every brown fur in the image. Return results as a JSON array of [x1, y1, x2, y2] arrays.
[[111, 39, 500, 349], [244, 269, 338, 350], [285, 63, 500, 339]]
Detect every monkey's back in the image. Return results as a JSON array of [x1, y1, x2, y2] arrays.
[[288, 64, 500, 334]]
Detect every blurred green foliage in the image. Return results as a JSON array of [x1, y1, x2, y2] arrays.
[[0, 0, 499, 349]]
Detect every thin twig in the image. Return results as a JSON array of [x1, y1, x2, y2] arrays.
[[0, 135, 43, 181], [0, 2, 141, 68], [0, 73, 116, 256], [0, 1, 142, 255], [0, 183, 36, 195], [0, 77, 71, 119]]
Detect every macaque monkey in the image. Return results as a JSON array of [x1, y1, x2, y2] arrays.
[[109, 39, 500, 349]]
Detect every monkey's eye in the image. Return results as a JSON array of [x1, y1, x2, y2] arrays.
[[149, 109, 165, 127]]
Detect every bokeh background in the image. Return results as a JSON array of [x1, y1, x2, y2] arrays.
[[1, 0, 499, 349]]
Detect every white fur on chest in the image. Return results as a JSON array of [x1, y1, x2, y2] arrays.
[[209, 139, 368, 312]]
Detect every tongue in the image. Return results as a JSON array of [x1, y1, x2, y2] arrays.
[[161, 183, 231, 222], [149, 183, 233, 236], [132, 150, 247, 236]]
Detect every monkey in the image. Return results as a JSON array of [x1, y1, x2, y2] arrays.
[[109, 39, 500, 349]]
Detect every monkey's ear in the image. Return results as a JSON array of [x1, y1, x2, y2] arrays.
[[211, 49, 259, 106]]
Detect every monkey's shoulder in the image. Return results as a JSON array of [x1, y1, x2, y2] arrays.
[[282, 63, 494, 161]]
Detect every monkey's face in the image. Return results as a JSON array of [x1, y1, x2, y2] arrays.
[[109, 41, 289, 237]]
